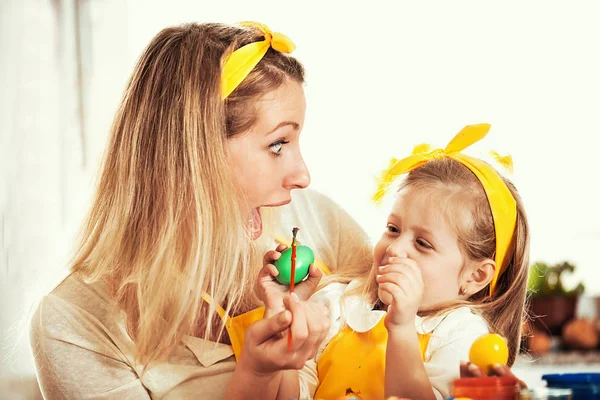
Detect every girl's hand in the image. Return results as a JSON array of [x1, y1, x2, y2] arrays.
[[460, 361, 528, 390], [240, 293, 330, 374], [257, 244, 323, 318], [377, 254, 423, 329]]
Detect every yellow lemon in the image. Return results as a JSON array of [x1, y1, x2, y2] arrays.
[[469, 333, 509, 375]]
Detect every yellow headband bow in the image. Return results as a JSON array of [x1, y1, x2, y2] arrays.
[[221, 21, 296, 99], [373, 123, 517, 295]]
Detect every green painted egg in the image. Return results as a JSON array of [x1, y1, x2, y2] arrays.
[[273, 245, 314, 285]]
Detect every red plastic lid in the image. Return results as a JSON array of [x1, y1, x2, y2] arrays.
[[453, 376, 518, 387]]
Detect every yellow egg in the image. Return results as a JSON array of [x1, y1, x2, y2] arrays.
[[469, 333, 509, 375]]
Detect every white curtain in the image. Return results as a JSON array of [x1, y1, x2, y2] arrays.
[[0, 1, 128, 398]]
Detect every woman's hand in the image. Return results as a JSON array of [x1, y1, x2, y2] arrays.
[[240, 292, 330, 374], [226, 294, 329, 400], [257, 244, 323, 318]]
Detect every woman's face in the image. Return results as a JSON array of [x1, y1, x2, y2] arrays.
[[227, 79, 310, 239]]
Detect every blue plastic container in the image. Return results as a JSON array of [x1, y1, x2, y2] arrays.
[[542, 373, 600, 399]]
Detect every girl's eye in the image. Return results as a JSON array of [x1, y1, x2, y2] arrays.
[[386, 224, 399, 234], [269, 140, 289, 156], [416, 239, 433, 250]]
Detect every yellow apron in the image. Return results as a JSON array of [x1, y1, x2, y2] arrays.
[[315, 316, 431, 400], [200, 292, 265, 360]]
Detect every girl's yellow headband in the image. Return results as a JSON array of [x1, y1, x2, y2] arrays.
[[373, 124, 517, 295], [221, 22, 295, 99]]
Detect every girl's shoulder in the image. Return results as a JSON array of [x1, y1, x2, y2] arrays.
[[418, 306, 489, 338]]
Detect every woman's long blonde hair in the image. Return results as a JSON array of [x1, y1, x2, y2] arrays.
[[70, 23, 304, 366], [355, 158, 530, 366]]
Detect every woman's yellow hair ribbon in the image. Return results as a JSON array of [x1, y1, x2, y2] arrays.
[[373, 124, 517, 295], [221, 22, 296, 99]]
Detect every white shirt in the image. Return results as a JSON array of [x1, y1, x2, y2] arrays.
[[304, 281, 490, 399]]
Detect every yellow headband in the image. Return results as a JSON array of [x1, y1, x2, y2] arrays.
[[221, 22, 296, 99], [373, 124, 517, 295]]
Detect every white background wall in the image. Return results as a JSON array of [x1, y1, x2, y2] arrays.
[[2, 0, 600, 395]]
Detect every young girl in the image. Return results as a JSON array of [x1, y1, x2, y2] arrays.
[[259, 123, 530, 400]]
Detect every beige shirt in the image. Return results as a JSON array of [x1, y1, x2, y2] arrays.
[[30, 189, 373, 400]]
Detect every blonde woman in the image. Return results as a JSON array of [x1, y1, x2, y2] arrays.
[[29, 22, 373, 399]]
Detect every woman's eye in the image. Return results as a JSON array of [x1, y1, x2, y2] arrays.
[[269, 140, 289, 156]]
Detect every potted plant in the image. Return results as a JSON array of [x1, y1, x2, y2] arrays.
[[527, 261, 585, 336]]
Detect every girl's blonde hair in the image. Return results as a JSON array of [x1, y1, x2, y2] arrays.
[[70, 22, 304, 367], [357, 158, 530, 366]]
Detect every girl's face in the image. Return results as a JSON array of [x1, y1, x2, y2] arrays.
[[373, 187, 466, 308], [227, 80, 310, 239]]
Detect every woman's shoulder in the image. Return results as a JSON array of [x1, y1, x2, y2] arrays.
[[291, 187, 334, 204], [41, 272, 115, 313], [287, 188, 345, 218], [30, 272, 125, 344]]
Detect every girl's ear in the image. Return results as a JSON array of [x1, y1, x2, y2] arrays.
[[460, 259, 495, 297]]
